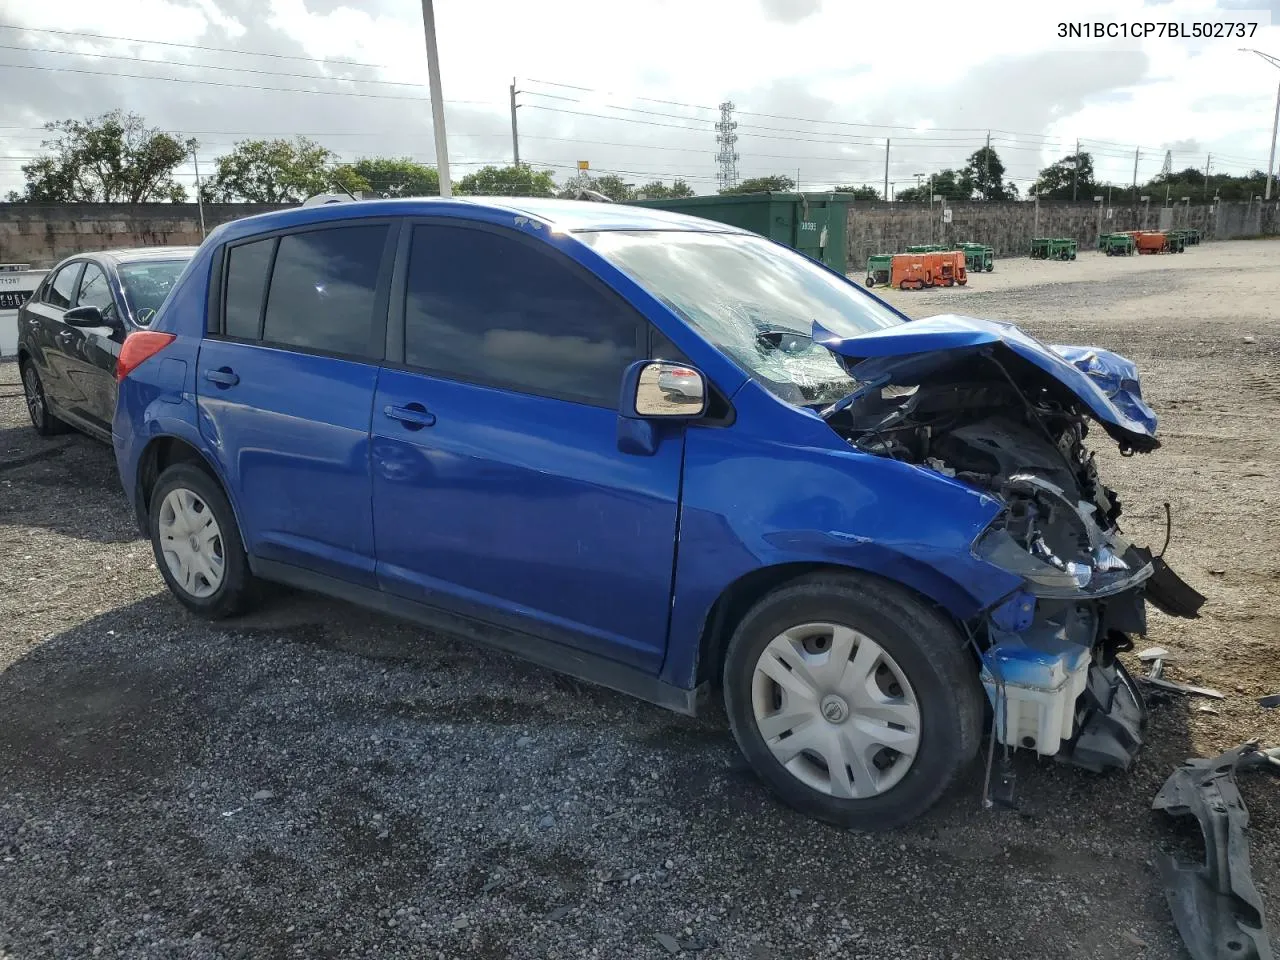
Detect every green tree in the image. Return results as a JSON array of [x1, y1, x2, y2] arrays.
[[15, 111, 194, 202], [635, 179, 695, 199], [963, 146, 1015, 200], [337, 158, 439, 197], [720, 174, 795, 195], [455, 165, 558, 197], [1031, 152, 1097, 201], [895, 170, 968, 202], [833, 185, 880, 200], [588, 174, 635, 201], [202, 137, 345, 203]]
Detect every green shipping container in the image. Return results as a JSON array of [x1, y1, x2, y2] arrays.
[[628, 192, 853, 274]]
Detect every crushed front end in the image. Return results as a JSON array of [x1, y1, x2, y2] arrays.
[[817, 315, 1206, 773]]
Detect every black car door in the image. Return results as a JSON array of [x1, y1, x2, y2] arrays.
[[24, 261, 83, 412], [69, 262, 127, 436]]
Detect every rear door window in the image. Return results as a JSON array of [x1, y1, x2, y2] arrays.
[[261, 224, 390, 359], [223, 238, 275, 340], [45, 263, 81, 309]]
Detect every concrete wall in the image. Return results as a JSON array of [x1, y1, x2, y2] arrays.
[[0, 203, 291, 267], [3, 199, 1277, 274], [844, 199, 1280, 271]]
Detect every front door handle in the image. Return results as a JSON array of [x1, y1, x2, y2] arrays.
[[384, 402, 435, 429], [205, 367, 240, 387]]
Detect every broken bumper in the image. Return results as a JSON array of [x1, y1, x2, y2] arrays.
[[1153, 743, 1280, 960]]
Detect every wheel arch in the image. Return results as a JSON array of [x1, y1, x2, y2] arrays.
[[691, 560, 976, 690], [133, 435, 247, 547]]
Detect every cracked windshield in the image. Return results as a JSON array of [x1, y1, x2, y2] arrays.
[[581, 230, 902, 405]]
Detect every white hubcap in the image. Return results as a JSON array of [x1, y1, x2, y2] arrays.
[[158, 488, 224, 599], [751, 623, 921, 799]]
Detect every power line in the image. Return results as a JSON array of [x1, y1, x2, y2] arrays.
[[0, 22, 388, 69], [0, 60, 503, 104], [0, 41, 441, 90]]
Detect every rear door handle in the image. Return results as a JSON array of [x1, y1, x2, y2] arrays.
[[384, 402, 435, 429], [204, 367, 239, 387]]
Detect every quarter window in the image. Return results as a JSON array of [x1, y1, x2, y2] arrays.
[[223, 238, 275, 340], [403, 224, 640, 405]]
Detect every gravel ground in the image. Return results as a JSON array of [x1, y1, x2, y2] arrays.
[[2, 240, 1279, 960]]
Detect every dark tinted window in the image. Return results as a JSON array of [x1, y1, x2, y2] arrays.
[[224, 238, 274, 339], [76, 264, 118, 321], [404, 224, 640, 405], [46, 264, 80, 309], [262, 224, 388, 358]]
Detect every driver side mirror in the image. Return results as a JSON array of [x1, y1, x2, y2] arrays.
[[63, 305, 116, 329], [620, 360, 708, 419]]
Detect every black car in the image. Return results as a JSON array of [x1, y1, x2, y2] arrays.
[[17, 247, 196, 441]]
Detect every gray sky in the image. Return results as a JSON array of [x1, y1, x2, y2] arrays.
[[0, 0, 1276, 198]]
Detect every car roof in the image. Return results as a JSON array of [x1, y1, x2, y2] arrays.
[[100, 246, 200, 264], [211, 196, 750, 243]]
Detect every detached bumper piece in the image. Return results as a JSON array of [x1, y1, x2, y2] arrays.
[[1152, 743, 1280, 960]]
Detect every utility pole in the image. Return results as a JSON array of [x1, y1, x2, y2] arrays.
[[420, 0, 451, 197], [1072, 138, 1079, 202], [883, 138, 889, 202], [192, 147, 206, 238], [984, 130, 991, 200], [1240, 49, 1280, 201], [1131, 147, 1140, 203], [509, 78, 520, 167], [1203, 153, 1211, 200]]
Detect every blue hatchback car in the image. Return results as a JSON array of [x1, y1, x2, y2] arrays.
[[112, 198, 1202, 829]]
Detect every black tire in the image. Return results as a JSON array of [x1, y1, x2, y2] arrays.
[[148, 463, 256, 619], [865, 276, 875, 287], [20, 360, 71, 437], [722, 572, 983, 831]]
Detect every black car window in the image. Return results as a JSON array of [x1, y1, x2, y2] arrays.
[[403, 224, 641, 406], [45, 264, 80, 309], [262, 225, 388, 359], [76, 264, 118, 321], [223, 238, 275, 340]]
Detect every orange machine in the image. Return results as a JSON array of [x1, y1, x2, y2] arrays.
[[890, 253, 931, 289], [929, 250, 968, 286], [1135, 231, 1168, 254]]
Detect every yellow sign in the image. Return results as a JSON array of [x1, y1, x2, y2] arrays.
[[577, 161, 589, 171]]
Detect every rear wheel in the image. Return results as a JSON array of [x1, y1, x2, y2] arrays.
[[149, 463, 256, 619], [865, 276, 875, 287], [20, 361, 71, 437], [722, 573, 983, 830]]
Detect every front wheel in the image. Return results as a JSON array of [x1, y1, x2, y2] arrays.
[[865, 276, 875, 287], [149, 463, 257, 619], [722, 573, 983, 830]]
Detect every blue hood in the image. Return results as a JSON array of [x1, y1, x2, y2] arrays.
[[813, 314, 1158, 452]]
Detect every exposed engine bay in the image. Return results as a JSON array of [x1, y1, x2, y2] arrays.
[[825, 361, 1205, 773]]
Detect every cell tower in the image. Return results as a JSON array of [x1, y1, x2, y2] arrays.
[[715, 101, 739, 191], [1160, 150, 1172, 179]]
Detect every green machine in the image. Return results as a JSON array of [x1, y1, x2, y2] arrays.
[[865, 254, 892, 287], [1099, 233, 1135, 256], [957, 242, 994, 272], [628, 192, 853, 273], [1031, 238, 1077, 260]]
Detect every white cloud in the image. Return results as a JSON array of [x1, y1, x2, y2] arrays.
[[0, 0, 1276, 197]]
